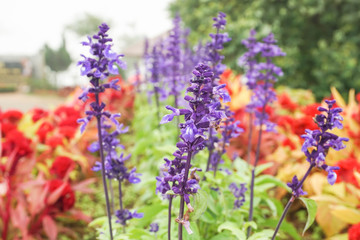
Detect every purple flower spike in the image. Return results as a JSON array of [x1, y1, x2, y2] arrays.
[[149, 222, 159, 233], [229, 182, 247, 209], [238, 30, 285, 132], [287, 176, 307, 197], [115, 209, 143, 226], [156, 63, 229, 230], [296, 99, 348, 186]]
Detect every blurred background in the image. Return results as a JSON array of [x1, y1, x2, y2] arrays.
[[1, 0, 360, 111]]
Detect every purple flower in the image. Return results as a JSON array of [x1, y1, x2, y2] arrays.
[[204, 12, 231, 79], [77, 23, 126, 133], [209, 107, 243, 172], [300, 100, 348, 185], [287, 176, 307, 197], [115, 209, 143, 226], [229, 182, 247, 209], [90, 117, 141, 190], [149, 222, 159, 233], [238, 30, 285, 132], [157, 63, 226, 204]]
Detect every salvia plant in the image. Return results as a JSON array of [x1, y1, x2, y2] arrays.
[[202, 12, 233, 173], [271, 99, 349, 239], [157, 63, 230, 239], [238, 29, 286, 237], [77, 23, 142, 239]]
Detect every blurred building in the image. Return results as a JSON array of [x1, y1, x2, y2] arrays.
[[0, 54, 45, 92]]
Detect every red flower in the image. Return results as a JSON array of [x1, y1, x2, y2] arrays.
[[31, 108, 49, 122], [50, 156, 74, 179], [282, 138, 296, 150], [36, 122, 54, 143], [45, 136, 64, 148], [59, 126, 77, 139], [54, 105, 81, 128], [1, 122, 17, 137], [301, 103, 321, 116], [292, 116, 318, 136], [335, 154, 360, 187], [1, 110, 23, 123], [0, 110, 23, 137], [349, 222, 360, 240], [2, 129, 32, 159], [278, 93, 298, 112], [46, 179, 75, 211]]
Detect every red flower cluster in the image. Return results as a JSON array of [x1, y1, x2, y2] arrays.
[[0, 110, 23, 137], [50, 156, 74, 179], [31, 108, 49, 122], [2, 129, 32, 160], [46, 179, 75, 211], [335, 154, 360, 187], [278, 93, 298, 112], [349, 222, 360, 240]]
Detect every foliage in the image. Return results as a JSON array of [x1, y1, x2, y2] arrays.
[[44, 36, 72, 73], [0, 77, 135, 240], [169, 0, 360, 100]]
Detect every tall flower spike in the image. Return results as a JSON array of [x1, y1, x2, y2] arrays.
[[300, 99, 349, 185], [240, 30, 286, 238], [271, 99, 348, 240], [203, 12, 231, 173], [157, 63, 229, 238], [78, 23, 126, 239]]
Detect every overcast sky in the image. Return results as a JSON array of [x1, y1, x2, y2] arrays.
[[0, 0, 173, 56]]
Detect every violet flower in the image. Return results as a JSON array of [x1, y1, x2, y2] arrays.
[[146, 43, 167, 123], [77, 23, 142, 235], [90, 118, 142, 227], [239, 30, 286, 238], [77, 23, 126, 239], [203, 12, 232, 172], [77, 23, 126, 134], [210, 106, 243, 176], [229, 182, 247, 209], [149, 222, 159, 233], [157, 63, 227, 238], [164, 14, 187, 108], [299, 99, 348, 185], [115, 209, 144, 226], [271, 99, 348, 239]]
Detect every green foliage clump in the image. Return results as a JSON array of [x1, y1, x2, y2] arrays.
[[169, 0, 360, 100]]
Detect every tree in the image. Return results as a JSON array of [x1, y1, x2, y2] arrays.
[[169, 0, 360, 100], [43, 36, 72, 88]]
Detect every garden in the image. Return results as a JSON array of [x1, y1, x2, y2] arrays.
[[1, 2, 360, 240]]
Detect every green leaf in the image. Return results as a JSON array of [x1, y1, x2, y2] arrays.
[[248, 229, 274, 240], [255, 162, 273, 176], [242, 221, 257, 232], [189, 190, 208, 221], [88, 216, 107, 228], [218, 221, 246, 240], [299, 197, 317, 236], [200, 210, 217, 224], [209, 231, 237, 240], [254, 175, 288, 190]]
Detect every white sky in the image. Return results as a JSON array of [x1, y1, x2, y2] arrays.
[[0, 0, 173, 56], [0, 0, 174, 86]]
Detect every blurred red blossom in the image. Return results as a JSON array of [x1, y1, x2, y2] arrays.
[[50, 156, 74, 179], [46, 179, 75, 212], [348, 222, 360, 240]]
